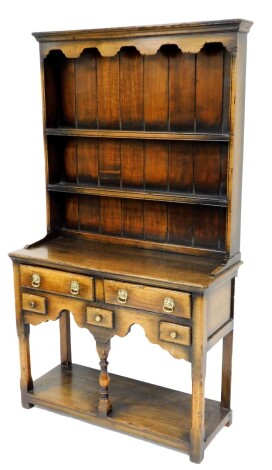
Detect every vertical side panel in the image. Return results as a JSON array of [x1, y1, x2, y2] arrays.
[[64, 195, 79, 229], [44, 53, 59, 127], [222, 50, 232, 134], [122, 200, 144, 238], [144, 50, 168, 131], [77, 138, 98, 185], [121, 141, 144, 188], [99, 140, 121, 187], [63, 138, 77, 183], [196, 44, 223, 132], [194, 143, 221, 195], [144, 201, 167, 242], [120, 48, 144, 130], [194, 206, 220, 249], [97, 55, 120, 129], [100, 198, 122, 235], [47, 137, 61, 184], [145, 142, 168, 191], [220, 144, 228, 196], [169, 142, 194, 193], [78, 195, 100, 232], [169, 51, 195, 131], [168, 204, 193, 245], [60, 58, 76, 127], [75, 49, 98, 128]]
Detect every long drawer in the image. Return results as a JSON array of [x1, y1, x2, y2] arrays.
[[104, 280, 191, 318], [20, 265, 94, 300]]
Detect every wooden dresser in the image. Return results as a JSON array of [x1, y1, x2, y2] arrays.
[[9, 19, 252, 463]]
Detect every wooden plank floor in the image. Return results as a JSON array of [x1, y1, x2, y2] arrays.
[[26, 364, 230, 452]]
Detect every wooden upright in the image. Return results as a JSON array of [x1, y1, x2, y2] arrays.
[[9, 19, 252, 462]]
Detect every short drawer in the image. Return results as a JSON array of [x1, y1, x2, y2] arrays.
[[20, 265, 93, 300], [86, 307, 114, 329], [22, 293, 46, 314], [159, 322, 191, 346], [104, 280, 191, 318]]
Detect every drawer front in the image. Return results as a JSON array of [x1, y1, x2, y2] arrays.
[[22, 293, 46, 314], [86, 307, 114, 329], [104, 280, 191, 318], [20, 265, 93, 300], [159, 322, 191, 346]]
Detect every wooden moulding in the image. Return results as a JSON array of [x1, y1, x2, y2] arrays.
[[26, 363, 231, 453], [33, 19, 253, 58]]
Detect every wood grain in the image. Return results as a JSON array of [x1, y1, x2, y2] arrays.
[[97, 55, 119, 129], [120, 48, 143, 130], [75, 49, 97, 128], [144, 50, 168, 131]]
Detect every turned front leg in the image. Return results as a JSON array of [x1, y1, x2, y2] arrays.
[[96, 341, 112, 417]]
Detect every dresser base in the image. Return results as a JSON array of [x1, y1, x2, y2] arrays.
[[26, 363, 231, 455]]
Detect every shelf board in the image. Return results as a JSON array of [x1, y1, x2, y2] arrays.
[[47, 183, 228, 207], [46, 128, 230, 142], [27, 363, 231, 453]]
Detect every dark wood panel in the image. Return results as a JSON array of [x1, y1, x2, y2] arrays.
[[100, 198, 121, 235], [144, 50, 168, 131], [168, 204, 193, 245], [99, 140, 120, 187], [220, 144, 228, 196], [75, 49, 97, 128], [60, 58, 75, 127], [169, 142, 194, 193], [144, 141, 168, 190], [64, 195, 79, 229], [78, 195, 100, 232], [120, 48, 143, 130], [44, 52, 59, 127], [47, 137, 61, 184], [144, 201, 167, 242], [121, 140, 144, 188], [194, 206, 220, 248], [77, 138, 98, 184], [196, 44, 223, 132], [62, 138, 77, 183], [97, 55, 119, 129], [169, 51, 195, 131], [222, 50, 231, 133], [218, 207, 226, 250], [122, 199, 144, 238], [194, 143, 221, 195]]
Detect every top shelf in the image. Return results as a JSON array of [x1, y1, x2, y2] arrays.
[[46, 128, 230, 142]]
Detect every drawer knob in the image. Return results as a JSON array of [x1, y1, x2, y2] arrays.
[[29, 301, 36, 308], [70, 280, 80, 295], [163, 297, 175, 313], [117, 289, 128, 304], [31, 273, 41, 288], [170, 331, 177, 339], [95, 315, 102, 323]]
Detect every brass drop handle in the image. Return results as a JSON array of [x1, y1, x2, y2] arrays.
[[70, 280, 80, 295], [163, 297, 175, 313], [117, 289, 128, 304], [29, 301, 36, 308], [170, 331, 177, 340], [31, 273, 41, 288], [95, 315, 102, 323]]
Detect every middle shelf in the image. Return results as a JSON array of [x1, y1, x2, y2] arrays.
[[47, 183, 228, 207]]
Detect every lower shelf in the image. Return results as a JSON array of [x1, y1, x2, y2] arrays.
[[27, 364, 230, 453]]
